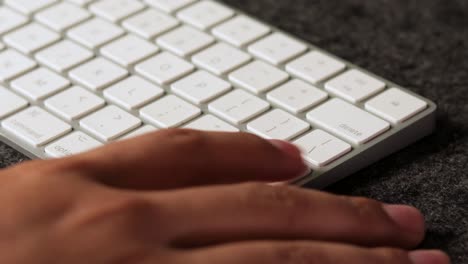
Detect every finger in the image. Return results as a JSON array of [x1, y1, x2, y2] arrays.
[[70, 129, 308, 190], [155, 183, 425, 249]]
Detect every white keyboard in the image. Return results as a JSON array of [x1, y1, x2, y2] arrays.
[[0, 0, 436, 187]]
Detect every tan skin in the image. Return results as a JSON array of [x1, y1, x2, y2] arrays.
[[0, 129, 450, 264]]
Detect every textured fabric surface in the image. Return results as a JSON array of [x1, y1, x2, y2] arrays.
[[1, 0, 467, 262]]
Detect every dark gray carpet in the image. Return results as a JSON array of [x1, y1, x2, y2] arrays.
[[1, 0, 467, 263]]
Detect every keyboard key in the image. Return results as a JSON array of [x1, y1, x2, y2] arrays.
[[90, 0, 145, 22], [209, 89, 270, 125], [5, 0, 57, 15], [4, 23, 60, 54], [65, 0, 93, 6], [248, 33, 307, 65], [120, 125, 158, 140], [267, 79, 328, 114], [2, 106, 71, 147], [69, 58, 129, 91], [136, 52, 195, 85], [44, 86, 105, 121], [103, 76, 165, 111], [35, 2, 91, 32], [307, 98, 390, 145], [123, 9, 179, 39], [140, 95, 201, 128], [145, 0, 196, 13], [325, 69, 386, 103], [35, 40, 94, 73], [294, 129, 352, 167], [11, 67, 70, 101], [365, 88, 428, 124], [286, 51, 346, 84], [184, 114, 239, 132], [0, 86, 29, 119], [212, 15, 270, 47], [177, 1, 234, 30], [228, 60, 289, 94], [157, 25, 215, 57], [80, 105, 142, 142], [68, 18, 125, 49], [45, 131, 103, 158], [0, 7, 28, 35], [192, 43, 251, 75], [171, 70, 231, 105], [0, 49, 37, 82], [247, 109, 310, 140], [101, 35, 159, 67]]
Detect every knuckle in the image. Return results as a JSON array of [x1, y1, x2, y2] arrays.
[[346, 197, 395, 235], [373, 248, 409, 263], [164, 129, 208, 150], [274, 244, 327, 264]]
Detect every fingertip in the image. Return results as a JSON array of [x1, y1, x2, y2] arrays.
[[383, 205, 426, 245], [268, 140, 310, 180], [409, 250, 451, 264]]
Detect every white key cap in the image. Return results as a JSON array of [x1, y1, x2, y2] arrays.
[[209, 89, 270, 125], [247, 109, 310, 140], [123, 9, 179, 39], [192, 43, 251, 75], [44, 86, 105, 121], [294, 129, 352, 167], [157, 25, 215, 57], [365, 88, 428, 124], [212, 15, 270, 47], [90, 0, 145, 22], [307, 98, 390, 145], [0, 7, 28, 35], [80, 105, 142, 142], [171, 70, 231, 105], [140, 95, 201, 128], [68, 18, 125, 49], [69, 58, 128, 91], [177, 1, 234, 30], [101, 35, 159, 67], [45, 131, 103, 158], [120, 125, 158, 140], [248, 33, 307, 65], [136, 52, 195, 85], [11, 67, 70, 101], [0, 86, 29, 119], [2, 106, 71, 147], [4, 23, 60, 54], [286, 51, 346, 84], [35, 40, 94, 73], [65, 0, 94, 6], [5, 0, 57, 15], [145, 0, 196, 13], [0, 50, 37, 82], [325, 69, 386, 103], [267, 79, 328, 114], [228, 60, 289, 94], [35, 3, 91, 32], [104, 76, 164, 111], [184, 114, 239, 132]]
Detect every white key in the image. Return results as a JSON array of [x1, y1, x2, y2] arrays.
[[69, 58, 128, 91], [120, 125, 158, 140], [184, 114, 239, 132], [11, 67, 70, 101], [145, 0, 196, 13], [136, 52, 195, 85], [140, 95, 201, 128], [267, 79, 328, 114], [35, 3, 91, 32], [177, 1, 234, 30], [247, 109, 310, 140], [104, 76, 165, 111], [286, 51, 346, 84], [171, 70, 231, 105], [294, 129, 352, 167], [325, 69, 386, 103], [101, 35, 159, 67], [5, 0, 57, 15], [0, 86, 29, 119], [45, 131, 103, 158], [365, 88, 428, 124], [2, 106, 71, 147], [307, 98, 390, 145], [80, 105, 142, 142], [0, 7, 28, 35], [44, 86, 105, 121], [209, 89, 270, 125], [65, 0, 94, 6], [248, 33, 307, 65], [4, 23, 60, 54], [123, 9, 179, 39], [35, 41, 93, 73], [212, 15, 270, 47], [228, 60, 289, 94], [90, 0, 145, 22], [157, 25, 215, 57], [68, 18, 124, 49], [192, 43, 251, 75], [0, 50, 37, 82]]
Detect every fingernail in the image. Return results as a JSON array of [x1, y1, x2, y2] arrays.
[[383, 205, 425, 236], [409, 250, 451, 264], [269, 140, 303, 159]]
